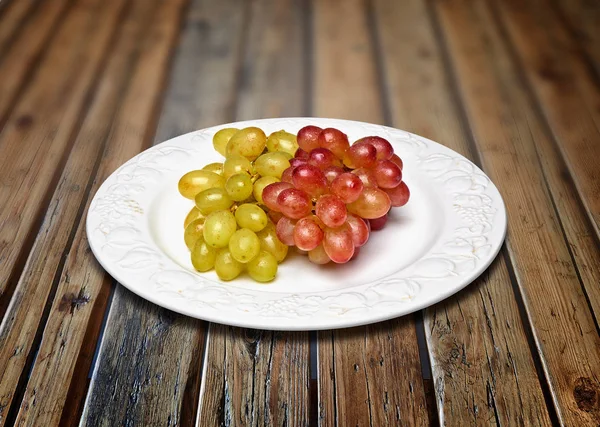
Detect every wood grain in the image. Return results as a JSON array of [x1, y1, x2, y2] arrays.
[[313, 0, 429, 425], [432, 0, 600, 424], [372, 0, 553, 424], [0, 0, 38, 56]]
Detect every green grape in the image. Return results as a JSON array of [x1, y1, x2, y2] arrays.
[[226, 127, 267, 161], [252, 176, 280, 204], [267, 130, 299, 156], [191, 237, 217, 272], [213, 128, 239, 157], [178, 170, 225, 199], [247, 251, 278, 282], [235, 203, 268, 232], [254, 152, 291, 179], [280, 151, 293, 160], [184, 206, 204, 228], [223, 154, 252, 179], [203, 210, 237, 248], [184, 218, 206, 250], [256, 222, 288, 262], [202, 162, 224, 175], [195, 188, 234, 215], [225, 173, 253, 202], [215, 248, 243, 281], [229, 228, 261, 263]]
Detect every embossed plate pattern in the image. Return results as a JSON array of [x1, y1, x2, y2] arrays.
[[86, 118, 506, 330]]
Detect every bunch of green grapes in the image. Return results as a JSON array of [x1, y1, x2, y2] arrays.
[[178, 127, 297, 282]]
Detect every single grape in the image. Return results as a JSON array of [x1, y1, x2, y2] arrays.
[[229, 228, 261, 263], [235, 203, 268, 231], [203, 210, 237, 248], [346, 214, 370, 247], [225, 173, 254, 201], [178, 170, 225, 199], [280, 166, 295, 183], [184, 206, 204, 228], [226, 127, 267, 161], [323, 166, 345, 183], [354, 136, 393, 160], [297, 125, 323, 152], [295, 148, 310, 160], [346, 187, 391, 219], [195, 187, 234, 215], [390, 153, 404, 170], [276, 216, 297, 246], [277, 188, 312, 219], [344, 142, 377, 169], [257, 222, 288, 261], [254, 152, 291, 178], [289, 158, 307, 168], [292, 164, 328, 197], [323, 224, 354, 263], [253, 176, 280, 204], [184, 218, 206, 250], [214, 248, 244, 281], [213, 128, 239, 156], [262, 182, 294, 212], [352, 168, 378, 187], [293, 216, 324, 251], [350, 245, 361, 260], [247, 250, 278, 282], [369, 213, 388, 230], [191, 237, 217, 272], [223, 154, 252, 179], [317, 128, 350, 158], [268, 210, 284, 225], [315, 194, 347, 228], [331, 172, 364, 203], [384, 181, 410, 207], [373, 159, 402, 188], [308, 148, 342, 169], [308, 244, 331, 264], [267, 130, 299, 156], [202, 162, 224, 175]]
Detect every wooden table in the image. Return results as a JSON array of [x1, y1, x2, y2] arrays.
[[1, 0, 599, 425]]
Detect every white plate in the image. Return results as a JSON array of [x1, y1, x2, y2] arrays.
[[87, 118, 506, 330]]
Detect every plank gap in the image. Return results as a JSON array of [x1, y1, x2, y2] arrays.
[[309, 331, 318, 426], [302, 0, 314, 117], [0, 0, 40, 57]]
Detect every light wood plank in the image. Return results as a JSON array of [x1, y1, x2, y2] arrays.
[[432, 0, 600, 424], [373, 0, 553, 424]]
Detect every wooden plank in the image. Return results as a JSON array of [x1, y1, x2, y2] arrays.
[[0, 0, 38, 56], [432, 0, 600, 424], [197, 0, 311, 425], [372, 0, 553, 424], [313, 0, 429, 425]]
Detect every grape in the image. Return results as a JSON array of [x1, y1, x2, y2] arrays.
[[214, 248, 243, 281], [289, 158, 307, 168], [257, 222, 288, 261], [178, 170, 225, 199], [280, 166, 295, 183], [373, 159, 402, 188], [291, 164, 328, 197], [247, 250, 278, 282], [369, 213, 388, 230], [253, 176, 280, 204], [323, 224, 354, 263], [226, 127, 267, 161], [213, 128, 239, 157], [235, 203, 268, 231], [315, 194, 347, 228], [184, 206, 204, 228], [295, 148, 310, 160], [267, 130, 299, 156], [390, 153, 403, 170], [202, 162, 224, 175], [225, 173, 253, 201], [229, 228, 261, 263], [268, 210, 284, 225], [355, 136, 393, 160], [323, 166, 345, 183], [384, 181, 410, 207], [184, 218, 206, 250], [331, 173, 364, 203], [293, 216, 324, 251], [277, 188, 313, 219], [297, 125, 322, 152], [308, 148, 341, 169], [254, 152, 291, 178], [350, 245, 361, 260], [344, 142, 377, 169], [308, 244, 331, 264], [262, 182, 293, 211], [276, 216, 297, 246], [317, 128, 350, 158], [203, 210, 237, 248], [195, 187, 234, 215], [191, 237, 217, 272], [352, 168, 378, 187], [223, 154, 252, 179], [346, 187, 391, 219], [346, 214, 370, 247]]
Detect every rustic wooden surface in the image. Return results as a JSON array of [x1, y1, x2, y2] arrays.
[[1, 0, 599, 425]]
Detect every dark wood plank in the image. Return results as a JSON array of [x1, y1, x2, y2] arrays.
[[0, 0, 38, 56], [373, 0, 553, 424], [432, 0, 600, 424], [313, 0, 429, 425]]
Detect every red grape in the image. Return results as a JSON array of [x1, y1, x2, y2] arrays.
[[344, 141, 377, 169], [346, 213, 370, 247], [293, 216, 324, 251], [277, 188, 312, 219], [292, 164, 328, 197], [308, 244, 331, 264], [262, 182, 293, 211], [373, 159, 402, 188], [331, 172, 364, 203], [289, 158, 307, 168], [369, 213, 388, 230], [297, 126, 322, 152], [390, 153, 403, 170], [355, 136, 393, 160], [323, 166, 345, 183], [352, 168, 378, 187], [276, 216, 297, 246], [295, 148, 310, 160], [268, 210, 283, 224], [281, 166, 295, 183], [384, 181, 410, 207], [308, 148, 341, 169], [315, 194, 347, 228], [323, 224, 354, 263], [347, 187, 391, 219], [350, 246, 360, 260], [317, 128, 350, 158]]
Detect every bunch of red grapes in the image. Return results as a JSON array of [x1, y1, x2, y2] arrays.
[[262, 126, 410, 264]]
